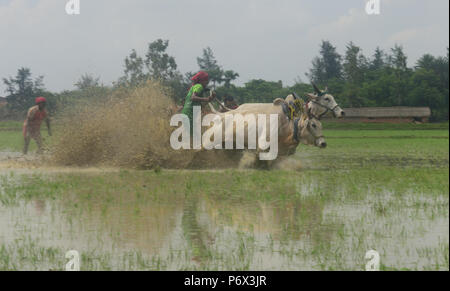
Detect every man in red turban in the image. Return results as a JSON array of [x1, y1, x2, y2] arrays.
[[190, 71, 209, 87], [23, 97, 52, 154], [181, 71, 216, 127]]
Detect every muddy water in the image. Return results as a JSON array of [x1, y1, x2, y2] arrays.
[[0, 171, 448, 270], [0, 176, 185, 270]]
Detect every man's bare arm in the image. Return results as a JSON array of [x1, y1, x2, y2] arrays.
[[191, 91, 216, 102]]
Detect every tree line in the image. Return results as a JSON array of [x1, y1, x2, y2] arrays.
[[306, 41, 449, 121], [1, 40, 448, 121]]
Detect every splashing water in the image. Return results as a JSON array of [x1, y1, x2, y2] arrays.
[[51, 82, 194, 169]]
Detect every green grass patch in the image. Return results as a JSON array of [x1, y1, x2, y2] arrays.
[[0, 121, 22, 129], [0, 129, 53, 152], [0, 131, 27, 152]]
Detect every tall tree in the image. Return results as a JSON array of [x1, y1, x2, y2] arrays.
[[371, 47, 386, 71], [389, 45, 408, 71], [416, 53, 449, 89], [75, 74, 101, 90], [223, 70, 240, 88], [122, 49, 146, 86], [413, 50, 449, 120], [197, 47, 224, 88], [416, 54, 436, 70], [3, 68, 44, 111], [120, 39, 179, 86], [145, 39, 178, 80], [307, 40, 343, 85], [343, 42, 368, 85], [408, 68, 444, 120], [387, 45, 411, 105], [307, 57, 326, 84]]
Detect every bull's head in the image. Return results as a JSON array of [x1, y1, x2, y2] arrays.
[[295, 115, 327, 149], [306, 83, 345, 119]]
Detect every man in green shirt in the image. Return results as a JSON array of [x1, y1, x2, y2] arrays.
[[182, 71, 215, 127]]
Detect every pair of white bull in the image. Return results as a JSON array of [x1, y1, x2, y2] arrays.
[[204, 85, 345, 163]]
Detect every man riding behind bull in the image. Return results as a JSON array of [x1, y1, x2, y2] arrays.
[[181, 71, 216, 129], [23, 97, 51, 155]]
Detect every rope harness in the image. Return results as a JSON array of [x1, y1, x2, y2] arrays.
[[308, 100, 340, 119], [282, 93, 305, 121], [279, 92, 324, 145]]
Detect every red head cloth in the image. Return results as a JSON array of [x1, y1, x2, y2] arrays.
[[35, 97, 47, 104], [191, 71, 209, 85]]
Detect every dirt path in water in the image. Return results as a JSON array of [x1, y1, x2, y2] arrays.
[[0, 148, 303, 174], [0, 151, 120, 174], [0, 151, 240, 174]]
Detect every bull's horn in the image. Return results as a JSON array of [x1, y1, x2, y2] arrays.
[[311, 82, 321, 94], [306, 93, 317, 100]]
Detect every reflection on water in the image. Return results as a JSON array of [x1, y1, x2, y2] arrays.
[[0, 172, 448, 271]]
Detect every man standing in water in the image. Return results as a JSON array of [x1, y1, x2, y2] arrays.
[[23, 97, 51, 155]]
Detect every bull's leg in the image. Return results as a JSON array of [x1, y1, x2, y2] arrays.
[[272, 156, 302, 171], [254, 159, 271, 170], [265, 159, 276, 169], [239, 151, 257, 169], [252, 149, 276, 170]]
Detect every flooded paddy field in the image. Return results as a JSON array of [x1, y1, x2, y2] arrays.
[[0, 123, 448, 270]]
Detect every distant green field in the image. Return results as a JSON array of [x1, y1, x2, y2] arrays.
[[1, 120, 448, 130], [0, 121, 48, 152], [322, 121, 449, 130], [296, 129, 448, 171], [0, 121, 22, 130], [0, 121, 448, 154], [0, 130, 39, 152]]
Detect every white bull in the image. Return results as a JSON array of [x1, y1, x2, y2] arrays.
[[281, 83, 345, 120], [206, 98, 326, 160], [203, 84, 343, 167]]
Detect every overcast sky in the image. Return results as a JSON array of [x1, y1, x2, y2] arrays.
[[0, 0, 448, 94]]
